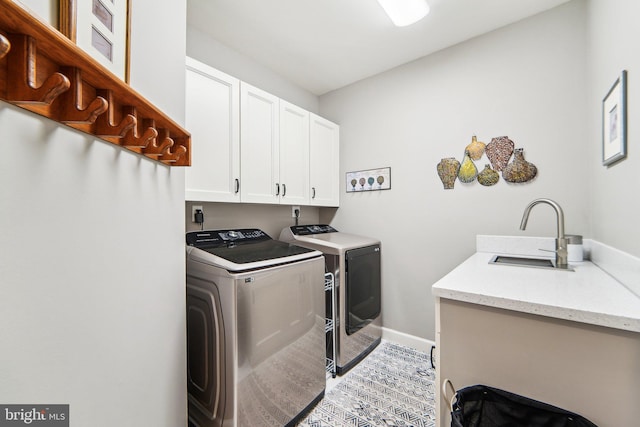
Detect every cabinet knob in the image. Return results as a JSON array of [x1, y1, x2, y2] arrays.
[[312, 187, 316, 199], [282, 184, 286, 197], [275, 183, 280, 196], [234, 178, 240, 194]]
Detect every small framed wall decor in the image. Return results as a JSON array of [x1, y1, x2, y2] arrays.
[[602, 70, 627, 166], [60, 0, 131, 82], [346, 167, 391, 192]]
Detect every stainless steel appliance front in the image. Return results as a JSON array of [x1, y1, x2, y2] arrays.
[[186, 230, 326, 427], [323, 246, 382, 375], [279, 225, 382, 376]]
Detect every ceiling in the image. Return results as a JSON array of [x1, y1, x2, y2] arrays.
[[187, 0, 571, 96]]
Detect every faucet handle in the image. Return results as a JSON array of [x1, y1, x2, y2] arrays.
[[538, 248, 557, 254], [539, 242, 568, 256]]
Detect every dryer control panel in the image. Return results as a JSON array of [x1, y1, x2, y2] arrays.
[[290, 224, 337, 235]]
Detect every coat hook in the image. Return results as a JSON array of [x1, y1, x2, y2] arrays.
[[0, 0, 191, 167], [6, 34, 70, 106], [94, 89, 137, 138], [160, 137, 188, 164], [0, 32, 10, 59], [120, 107, 158, 149], [142, 124, 173, 158], [57, 67, 108, 124]]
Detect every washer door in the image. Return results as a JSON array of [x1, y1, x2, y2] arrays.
[[187, 284, 225, 423], [345, 245, 381, 335]]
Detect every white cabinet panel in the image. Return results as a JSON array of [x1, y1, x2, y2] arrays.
[[186, 60, 339, 207], [240, 83, 280, 204], [185, 58, 240, 202], [309, 114, 339, 207], [279, 101, 310, 205]]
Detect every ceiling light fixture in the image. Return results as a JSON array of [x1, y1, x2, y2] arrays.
[[376, 0, 430, 27]]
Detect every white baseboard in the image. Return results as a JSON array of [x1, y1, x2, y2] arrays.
[[382, 327, 435, 353]]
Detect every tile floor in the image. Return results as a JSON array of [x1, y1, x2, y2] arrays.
[[297, 340, 436, 427]]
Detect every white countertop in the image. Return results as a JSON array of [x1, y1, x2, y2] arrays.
[[432, 251, 640, 333]]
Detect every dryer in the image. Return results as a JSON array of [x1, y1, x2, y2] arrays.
[[186, 229, 326, 427], [280, 224, 381, 376]]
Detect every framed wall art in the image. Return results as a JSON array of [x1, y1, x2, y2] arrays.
[[60, 0, 131, 82], [602, 70, 627, 166], [346, 167, 391, 192]]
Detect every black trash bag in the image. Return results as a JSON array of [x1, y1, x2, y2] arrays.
[[451, 385, 598, 427]]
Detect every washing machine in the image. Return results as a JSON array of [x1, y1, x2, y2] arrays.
[[186, 229, 326, 427], [280, 224, 381, 376]]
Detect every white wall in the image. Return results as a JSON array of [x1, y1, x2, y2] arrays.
[[319, 1, 589, 340], [0, 1, 188, 426], [586, 0, 640, 258], [185, 202, 320, 239], [187, 26, 320, 113]]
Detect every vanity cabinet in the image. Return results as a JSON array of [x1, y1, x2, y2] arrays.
[[435, 297, 640, 427], [185, 58, 240, 202], [309, 113, 340, 207], [433, 245, 640, 427], [185, 58, 339, 206]]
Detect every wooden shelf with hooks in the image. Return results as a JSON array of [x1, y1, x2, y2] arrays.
[[0, 0, 190, 166]]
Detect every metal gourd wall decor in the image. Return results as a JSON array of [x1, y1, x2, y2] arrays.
[[436, 135, 538, 189]]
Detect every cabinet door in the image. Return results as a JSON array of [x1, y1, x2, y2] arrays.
[[279, 100, 310, 205], [240, 83, 280, 204], [309, 113, 339, 207], [185, 58, 240, 202]]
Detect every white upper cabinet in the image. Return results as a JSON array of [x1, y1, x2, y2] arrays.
[[240, 82, 280, 204], [185, 60, 340, 207], [185, 57, 240, 202], [309, 114, 340, 207], [279, 100, 310, 205]]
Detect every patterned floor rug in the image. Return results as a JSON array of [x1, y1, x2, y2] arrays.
[[297, 340, 436, 427]]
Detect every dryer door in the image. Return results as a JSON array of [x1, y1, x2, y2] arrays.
[[187, 284, 225, 423], [345, 245, 381, 335]]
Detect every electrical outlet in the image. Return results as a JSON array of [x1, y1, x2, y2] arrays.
[[291, 206, 301, 218], [192, 205, 203, 222]]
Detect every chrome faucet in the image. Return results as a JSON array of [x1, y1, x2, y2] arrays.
[[519, 198, 569, 269]]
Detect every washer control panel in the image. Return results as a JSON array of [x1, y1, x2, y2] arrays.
[[187, 229, 270, 247]]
